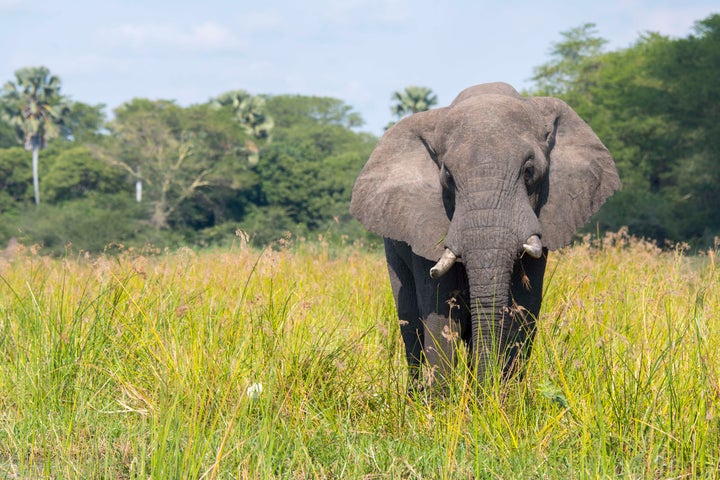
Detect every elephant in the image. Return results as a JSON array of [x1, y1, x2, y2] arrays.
[[350, 82, 620, 390]]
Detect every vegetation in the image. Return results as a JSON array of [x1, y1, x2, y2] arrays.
[[0, 14, 719, 477], [0, 67, 70, 205], [385, 85, 438, 130], [0, 14, 719, 251], [0, 233, 718, 478], [0, 90, 374, 254], [530, 15, 720, 245]]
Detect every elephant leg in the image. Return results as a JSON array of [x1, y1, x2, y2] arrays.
[[420, 312, 461, 387], [505, 252, 547, 379], [384, 239, 423, 386], [412, 254, 469, 388]]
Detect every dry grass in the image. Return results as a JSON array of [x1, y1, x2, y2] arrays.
[[0, 232, 718, 478]]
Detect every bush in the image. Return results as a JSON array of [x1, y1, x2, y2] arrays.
[[14, 195, 143, 254]]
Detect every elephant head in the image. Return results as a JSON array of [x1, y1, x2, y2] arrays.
[[350, 82, 620, 381]]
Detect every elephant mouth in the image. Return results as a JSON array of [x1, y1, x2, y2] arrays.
[[429, 234, 543, 279]]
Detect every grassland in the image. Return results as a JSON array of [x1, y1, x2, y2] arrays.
[[0, 231, 718, 479]]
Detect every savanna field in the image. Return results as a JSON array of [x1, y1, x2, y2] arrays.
[[0, 231, 719, 479]]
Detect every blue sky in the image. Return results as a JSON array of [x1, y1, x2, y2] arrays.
[[0, 0, 717, 135]]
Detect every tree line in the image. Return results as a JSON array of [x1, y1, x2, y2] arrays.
[[0, 77, 379, 253], [530, 15, 720, 247], [0, 13, 718, 254]]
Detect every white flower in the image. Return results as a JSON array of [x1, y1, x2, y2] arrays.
[[246, 382, 263, 400]]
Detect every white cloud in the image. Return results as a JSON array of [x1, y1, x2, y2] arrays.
[[106, 21, 246, 51]]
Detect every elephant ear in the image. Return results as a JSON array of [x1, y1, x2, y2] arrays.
[[532, 97, 621, 250], [350, 108, 450, 261]]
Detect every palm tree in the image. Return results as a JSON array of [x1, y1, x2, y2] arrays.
[[214, 90, 274, 138], [390, 86, 438, 119], [213, 90, 274, 165], [0, 66, 69, 204]]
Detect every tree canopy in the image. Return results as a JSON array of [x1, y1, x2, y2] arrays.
[[0, 14, 719, 253], [530, 14, 720, 245], [0, 66, 70, 204]]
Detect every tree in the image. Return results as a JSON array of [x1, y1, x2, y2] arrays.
[[244, 95, 375, 244], [213, 90, 274, 165], [0, 119, 16, 148], [645, 14, 720, 241], [61, 101, 107, 143], [531, 23, 608, 98], [43, 145, 129, 203], [265, 95, 364, 130], [97, 99, 253, 231], [0, 147, 32, 212], [390, 86, 438, 120], [528, 15, 720, 245], [0, 66, 70, 205]]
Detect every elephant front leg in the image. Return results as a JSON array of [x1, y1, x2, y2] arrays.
[[399, 317, 423, 387], [384, 239, 424, 391], [421, 311, 462, 389], [504, 253, 547, 379]]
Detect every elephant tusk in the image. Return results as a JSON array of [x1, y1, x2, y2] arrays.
[[523, 235, 543, 259], [430, 248, 458, 279]]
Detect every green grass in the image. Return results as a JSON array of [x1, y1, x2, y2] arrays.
[[0, 232, 718, 479]]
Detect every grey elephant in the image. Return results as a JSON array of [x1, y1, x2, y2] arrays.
[[350, 82, 620, 389]]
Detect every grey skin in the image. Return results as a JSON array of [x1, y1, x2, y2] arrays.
[[350, 82, 620, 388]]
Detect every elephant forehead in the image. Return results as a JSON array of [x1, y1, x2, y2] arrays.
[[445, 95, 539, 137]]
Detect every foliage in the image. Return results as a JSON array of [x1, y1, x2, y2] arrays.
[[265, 94, 364, 130], [2, 13, 720, 250], [386, 85, 438, 130], [390, 85, 438, 118], [43, 144, 129, 203], [0, 66, 69, 150], [529, 14, 720, 247], [0, 147, 32, 212], [61, 101, 107, 143], [0, 236, 718, 477], [8, 195, 143, 254], [0, 66, 71, 205], [243, 104, 375, 245], [531, 23, 608, 97], [97, 99, 253, 230], [213, 90, 274, 142], [0, 117, 16, 148]]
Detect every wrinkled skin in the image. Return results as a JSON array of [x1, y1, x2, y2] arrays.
[[350, 83, 620, 389]]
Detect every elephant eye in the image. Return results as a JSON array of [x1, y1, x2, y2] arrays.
[[524, 165, 535, 182], [523, 158, 536, 185], [440, 164, 454, 188]]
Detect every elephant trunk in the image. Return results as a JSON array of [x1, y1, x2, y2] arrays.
[[457, 206, 521, 385], [464, 245, 515, 384]]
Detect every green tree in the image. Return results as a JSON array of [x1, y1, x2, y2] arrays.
[[0, 147, 32, 212], [265, 95, 364, 130], [0, 118, 16, 148], [0, 66, 70, 205], [43, 145, 129, 203], [646, 14, 720, 241], [62, 101, 106, 143], [97, 99, 253, 231], [390, 86, 438, 119], [531, 23, 608, 98], [213, 90, 274, 165], [244, 95, 375, 244]]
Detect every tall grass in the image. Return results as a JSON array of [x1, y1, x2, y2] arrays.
[[0, 232, 718, 478]]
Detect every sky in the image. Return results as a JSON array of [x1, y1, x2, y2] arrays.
[[0, 0, 717, 135]]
